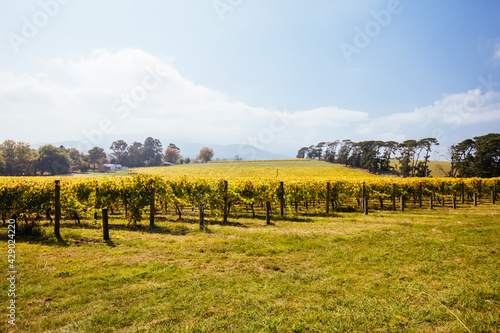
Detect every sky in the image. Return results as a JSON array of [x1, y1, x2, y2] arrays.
[[0, 0, 499, 159]]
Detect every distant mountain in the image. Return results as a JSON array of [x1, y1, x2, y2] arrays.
[[180, 143, 292, 161], [31, 137, 293, 161]]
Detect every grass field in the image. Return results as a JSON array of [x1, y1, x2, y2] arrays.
[[131, 159, 453, 179], [388, 160, 452, 178], [3, 159, 497, 332], [131, 160, 380, 180], [425, 161, 452, 177], [2, 203, 499, 332]]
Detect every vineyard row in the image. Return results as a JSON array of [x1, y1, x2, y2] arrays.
[[1, 175, 498, 227]]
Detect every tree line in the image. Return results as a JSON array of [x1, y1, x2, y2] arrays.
[[0, 137, 215, 176], [447, 133, 500, 178], [297, 133, 499, 178]]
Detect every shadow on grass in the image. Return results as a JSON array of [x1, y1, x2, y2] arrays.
[[8, 230, 116, 248], [206, 220, 248, 228], [280, 216, 316, 222], [58, 221, 192, 237], [1, 211, 323, 247], [11, 232, 70, 247], [205, 214, 320, 225], [0, 219, 193, 247], [162, 216, 249, 228], [244, 215, 319, 223], [3, 230, 121, 248]]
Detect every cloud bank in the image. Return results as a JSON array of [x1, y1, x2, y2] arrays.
[[1, 49, 499, 156]]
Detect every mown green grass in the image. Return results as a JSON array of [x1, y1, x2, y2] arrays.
[[1, 204, 499, 332]]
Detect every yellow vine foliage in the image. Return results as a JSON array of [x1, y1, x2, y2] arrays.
[[1, 161, 498, 222]]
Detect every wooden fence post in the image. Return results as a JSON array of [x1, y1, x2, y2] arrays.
[[492, 180, 496, 205], [199, 204, 205, 230], [279, 182, 284, 217], [326, 182, 330, 214], [265, 201, 271, 225], [93, 185, 98, 220], [441, 182, 445, 207], [362, 182, 366, 212], [478, 180, 482, 203], [461, 182, 465, 204], [102, 208, 110, 241], [223, 180, 228, 223], [364, 197, 368, 215], [452, 195, 456, 210], [54, 180, 62, 240], [392, 183, 396, 210], [494, 181, 497, 204], [149, 182, 155, 228], [400, 195, 405, 212], [418, 182, 422, 208], [94, 184, 99, 220]]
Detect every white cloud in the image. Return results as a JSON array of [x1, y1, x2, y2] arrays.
[[0, 49, 371, 152], [1, 49, 499, 155], [355, 89, 500, 140]]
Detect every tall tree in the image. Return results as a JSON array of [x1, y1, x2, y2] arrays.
[[38, 145, 71, 175], [469, 133, 500, 177], [443, 134, 500, 178], [198, 147, 214, 163], [348, 143, 362, 168], [0, 153, 4, 175], [324, 141, 340, 163], [14, 142, 38, 176], [337, 140, 354, 166], [1, 140, 18, 175], [143, 137, 163, 166], [306, 145, 316, 159], [452, 139, 476, 177], [64, 148, 88, 172], [358, 141, 385, 173], [380, 141, 398, 174], [126, 142, 144, 167], [296, 147, 308, 159], [418, 138, 439, 177], [88, 146, 106, 172], [0, 140, 37, 176], [110, 140, 128, 165], [397, 140, 418, 177], [314, 142, 326, 160], [163, 146, 181, 164]]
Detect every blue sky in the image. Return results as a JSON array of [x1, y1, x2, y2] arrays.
[[1, 0, 499, 158]]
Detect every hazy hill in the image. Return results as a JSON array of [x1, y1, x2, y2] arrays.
[[31, 138, 292, 161]]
